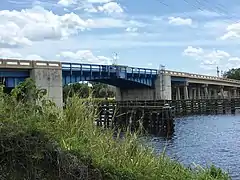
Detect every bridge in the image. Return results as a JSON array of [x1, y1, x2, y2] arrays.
[[0, 58, 240, 106]]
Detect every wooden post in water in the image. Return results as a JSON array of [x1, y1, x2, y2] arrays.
[[231, 99, 236, 114]]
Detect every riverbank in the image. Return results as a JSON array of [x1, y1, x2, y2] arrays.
[[0, 81, 230, 180]]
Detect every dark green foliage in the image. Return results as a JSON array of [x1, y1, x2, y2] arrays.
[[223, 68, 240, 80], [0, 128, 102, 180], [63, 82, 115, 101]]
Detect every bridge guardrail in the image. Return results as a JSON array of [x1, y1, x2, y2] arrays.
[[0, 59, 61, 69], [164, 70, 240, 84], [62, 62, 158, 76], [32, 61, 61, 69], [0, 59, 33, 69]]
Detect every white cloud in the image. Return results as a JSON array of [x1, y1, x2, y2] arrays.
[[98, 2, 123, 14], [125, 27, 138, 32], [220, 23, 240, 40], [183, 46, 235, 70], [86, 18, 141, 29], [0, 48, 44, 60], [183, 46, 203, 57], [58, 0, 75, 7], [168, 17, 192, 26], [0, 22, 32, 48], [0, 49, 22, 59], [57, 0, 124, 14], [88, 0, 111, 3], [25, 54, 44, 60], [0, 5, 136, 48], [228, 57, 240, 62], [0, 6, 88, 47], [57, 50, 112, 64]]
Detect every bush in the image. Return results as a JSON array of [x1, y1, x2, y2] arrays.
[[0, 79, 231, 180]]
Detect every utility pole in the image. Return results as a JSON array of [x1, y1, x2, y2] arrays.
[[217, 66, 220, 77], [112, 52, 118, 65]]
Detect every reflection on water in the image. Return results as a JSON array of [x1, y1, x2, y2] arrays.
[[147, 115, 240, 179]]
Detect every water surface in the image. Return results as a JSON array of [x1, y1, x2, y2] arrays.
[[148, 115, 240, 179]]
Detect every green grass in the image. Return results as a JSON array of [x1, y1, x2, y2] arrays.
[[0, 79, 231, 180]]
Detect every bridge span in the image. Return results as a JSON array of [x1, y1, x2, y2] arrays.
[[0, 58, 239, 106]]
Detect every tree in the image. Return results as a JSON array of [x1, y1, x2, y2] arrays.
[[223, 68, 240, 80], [63, 83, 90, 101], [63, 82, 115, 101]]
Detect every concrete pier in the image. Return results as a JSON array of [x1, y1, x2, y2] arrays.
[[115, 72, 172, 101], [30, 61, 63, 107]]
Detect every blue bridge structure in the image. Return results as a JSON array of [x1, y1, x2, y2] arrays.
[[1, 59, 240, 106], [61, 62, 158, 89]]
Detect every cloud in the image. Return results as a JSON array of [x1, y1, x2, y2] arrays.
[[228, 57, 240, 62], [0, 5, 137, 48], [168, 17, 193, 26], [88, 0, 111, 3], [0, 48, 44, 60], [125, 27, 138, 32], [57, 50, 112, 64], [97, 2, 123, 14], [183, 46, 203, 57], [0, 6, 88, 47], [0, 22, 32, 48], [86, 18, 142, 29], [57, 0, 124, 15], [220, 22, 240, 40], [0, 49, 22, 59], [57, 0, 75, 7], [25, 54, 44, 60], [183, 46, 235, 70]]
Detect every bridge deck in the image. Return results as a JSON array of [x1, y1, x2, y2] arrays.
[[62, 62, 158, 88], [0, 59, 240, 88]]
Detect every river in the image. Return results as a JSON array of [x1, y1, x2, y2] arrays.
[[148, 114, 240, 179]]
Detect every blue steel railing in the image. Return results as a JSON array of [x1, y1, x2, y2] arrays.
[[61, 62, 158, 78]]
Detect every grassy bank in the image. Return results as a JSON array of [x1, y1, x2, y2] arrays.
[[0, 79, 230, 180]]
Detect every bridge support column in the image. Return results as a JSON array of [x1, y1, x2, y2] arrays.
[[234, 88, 237, 98], [184, 85, 189, 100], [176, 86, 181, 100], [197, 87, 201, 99], [192, 88, 196, 99], [203, 84, 208, 99], [213, 89, 218, 99], [227, 90, 232, 99], [220, 86, 224, 99], [30, 62, 63, 107], [189, 87, 193, 99]]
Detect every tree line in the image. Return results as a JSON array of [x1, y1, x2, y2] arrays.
[[63, 82, 115, 100], [223, 68, 240, 80]]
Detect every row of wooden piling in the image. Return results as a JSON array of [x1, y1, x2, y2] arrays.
[[95, 98, 240, 136], [96, 102, 174, 136]]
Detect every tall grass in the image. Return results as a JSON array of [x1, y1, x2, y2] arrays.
[[0, 79, 231, 180]]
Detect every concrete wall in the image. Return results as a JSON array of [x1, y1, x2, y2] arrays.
[[116, 87, 156, 101], [30, 63, 63, 107], [155, 73, 171, 100], [115, 73, 172, 101]]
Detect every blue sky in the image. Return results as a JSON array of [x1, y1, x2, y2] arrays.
[[1, 0, 240, 75]]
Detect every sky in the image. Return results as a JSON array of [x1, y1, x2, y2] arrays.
[[1, 0, 240, 75]]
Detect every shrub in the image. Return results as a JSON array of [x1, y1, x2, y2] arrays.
[[0, 79, 231, 180]]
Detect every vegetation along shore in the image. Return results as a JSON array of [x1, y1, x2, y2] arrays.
[[0, 79, 230, 180]]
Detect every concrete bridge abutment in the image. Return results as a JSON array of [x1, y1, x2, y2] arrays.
[[30, 61, 63, 107]]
